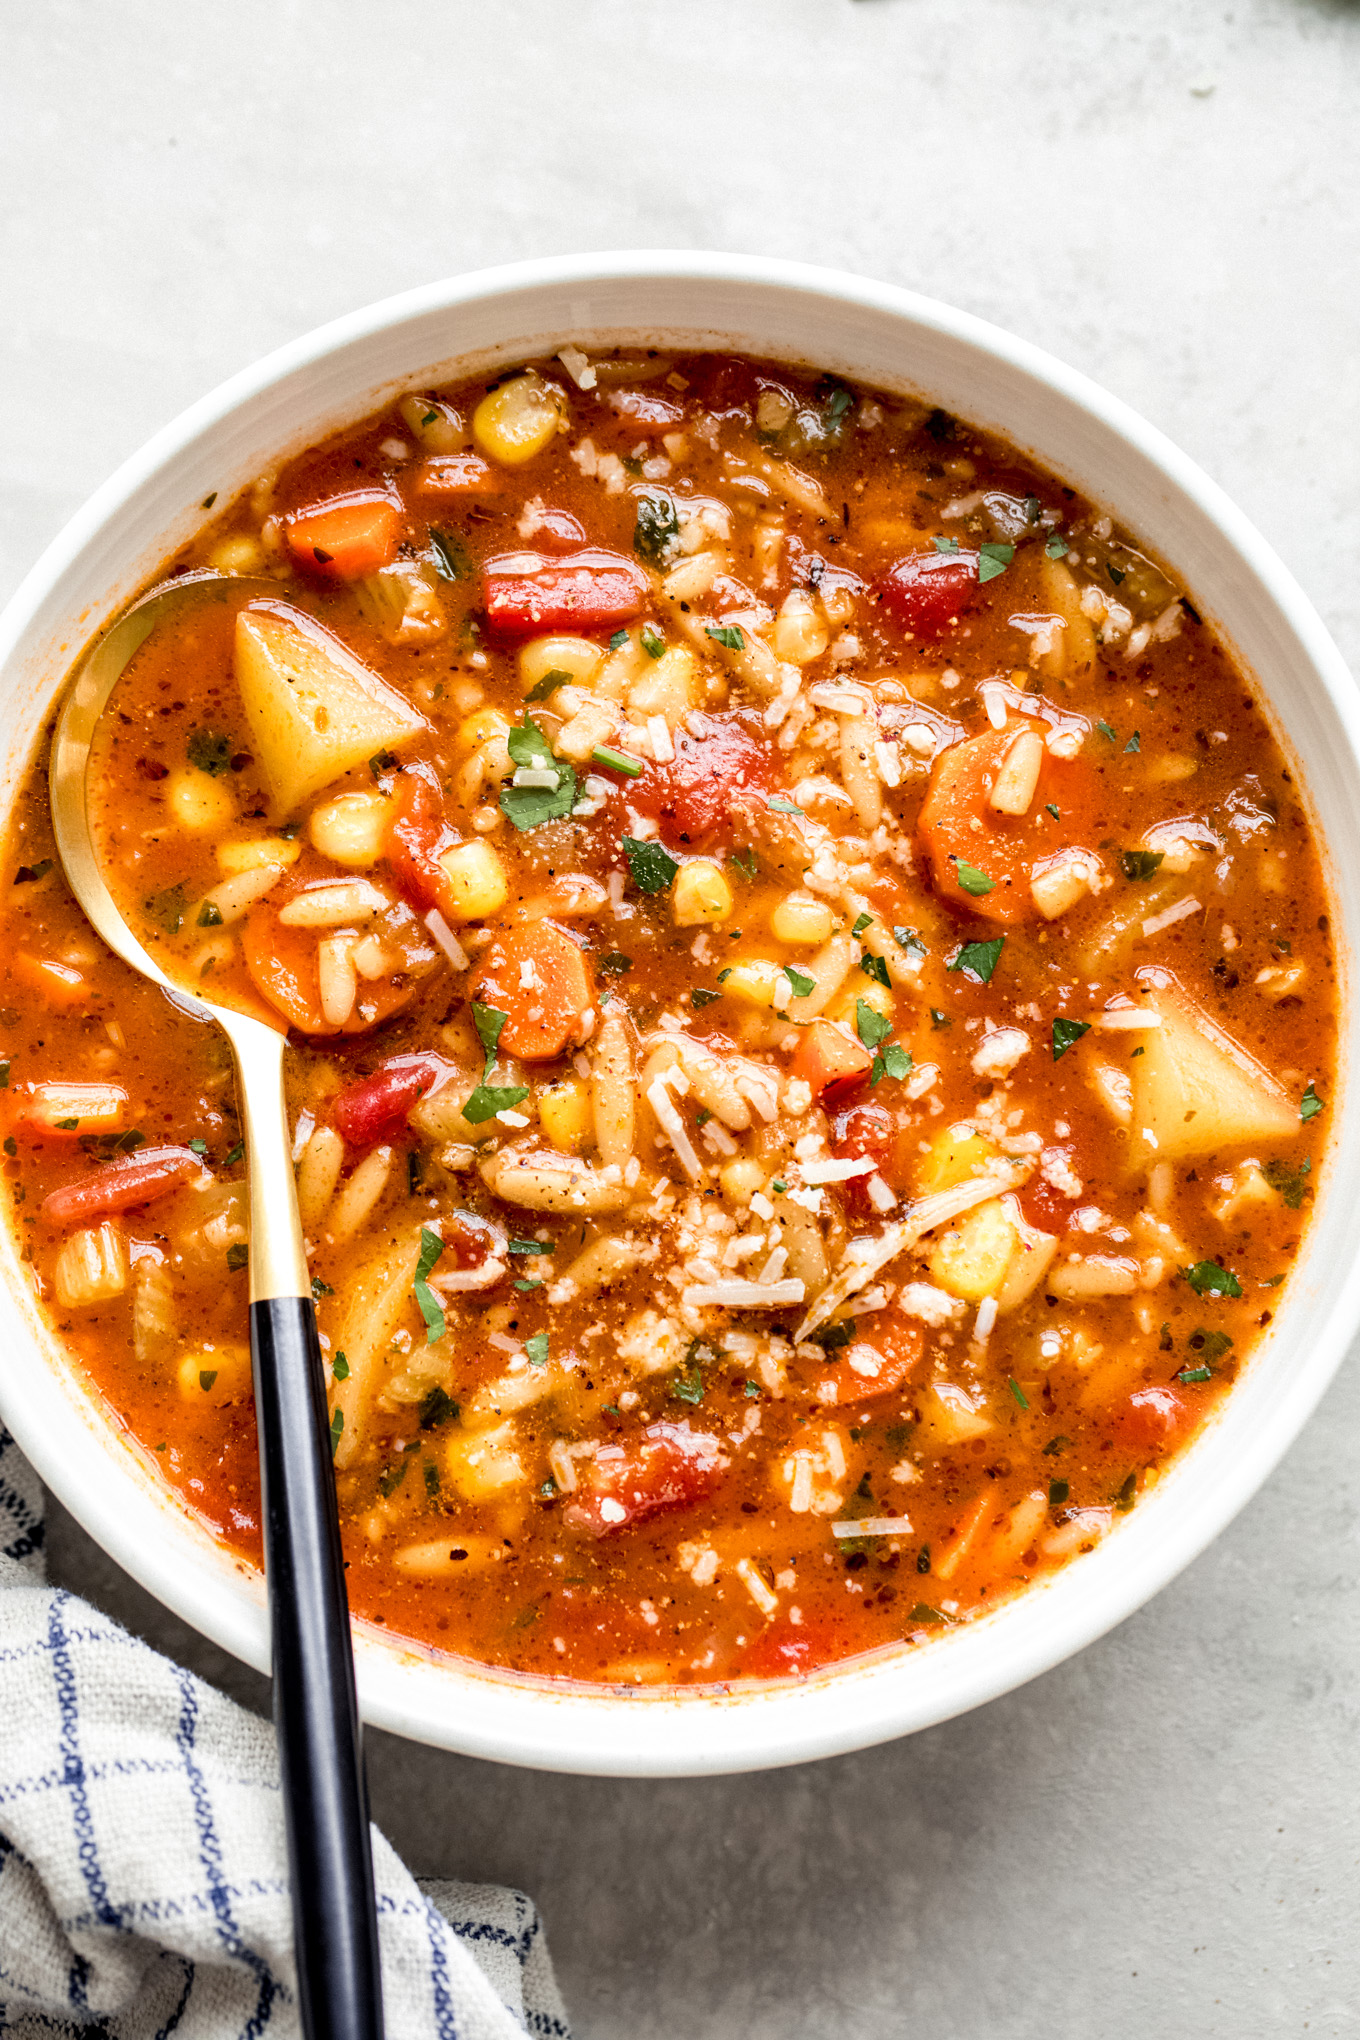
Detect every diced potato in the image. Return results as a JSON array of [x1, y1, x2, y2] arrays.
[[176, 1341, 253, 1406], [994, 1196, 1059, 1313], [720, 958, 785, 1008], [916, 1124, 999, 1195], [168, 767, 235, 833], [915, 1382, 994, 1453], [769, 891, 835, 946], [1211, 1162, 1276, 1226], [928, 1197, 1018, 1302], [519, 635, 603, 691], [538, 1075, 590, 1152], [234, 602, 427, 815], [437, 840, 509, 921], [444, 1420, 525, 1498], [1255, 961, 1306, 1002], [397, 393, 466, 452], [1130, 987, 1297, 1162], [627, 647, 699, 726], [673, 859, 733, 927], [309, 790, 391, 867], [217, 836, 302, 876], [54, 1223, 128, 1309], [471, 371, 566, 467]]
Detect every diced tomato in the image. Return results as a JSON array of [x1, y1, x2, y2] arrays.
[[788, 1020, 873, 1100], [284, 493, 403, 581], [1112, 1384, 1199, 1454], [627, 711, 773, 846], [331, 1052, 451, 1148], [876, 549, 981, 637], [412, 454, 501, 496], [15, 1082, 128, 1142], [383, 764, 460, 921], [563, 1422, 726, 1536], [41, 1146, 206, 1229], [741, 1612, 842, 1680], [469, 923, 595, 1060], [917, 717, 1094, 925], [829, 1099, 902, 1209], [481, 549, 648, 638]]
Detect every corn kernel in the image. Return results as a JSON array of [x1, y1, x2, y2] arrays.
[[928, 1199, 1017, 1302], [456, 706, 511, 752], [519, 635, 604, 692], [627, 647, 698, 726], [208, 534, 268, 576], [538, 1075, 590, 1152], [672, 859, 733, 927], [828, 978, 893, 1029], [719, 958, 785, 1008], [917, 1125, 999, 1195], [176, 1341, 253, 1406], [772, 589, 829, 665], [472, 372, 566, 468], [169, 767, 236, 833], [53, 1222, 128, 1309], [437, 840, 508, 921], [217, 836, 303, 876], [309, 791, 390, 867], [769, 891, 835, 946], [444, 1420, 524, 1498]]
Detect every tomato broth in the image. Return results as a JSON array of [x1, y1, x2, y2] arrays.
[[0, 349, 1333, 1688]]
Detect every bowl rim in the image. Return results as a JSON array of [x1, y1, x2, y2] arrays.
[[2, 249, 1357, 1777]]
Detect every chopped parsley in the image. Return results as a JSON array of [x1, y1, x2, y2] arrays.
[[418, 1386, 458, 1429], [1046, 534, 1069, 559], [226, 1243, 248, 1272], [672, 1360, 705, 1404], [706, 624, 746, 652], [634, 491, 680, 566], [525, 666, 572, 703], [599, 952, 633, 975], [1262, 1156, 1312, 1209], [199, 1369, 218, 1393], [623, 836, 678, 893], [893, 926, 927, 959], [413, 1226, 447, 1343], [368, 749, 398, 777], [978, 541, 1014, 582], [730, 848, 758, 882], [1008, 1377, 1030, 1410], [1052, 1016, 1090, 1061], [1094, 720, 1117, 742], [526, 1332, 550, 1367], [329, 1409, 344, 1456], [785, 967, 816, 997], [1048, 1479, 1070, 1507], [1120, 849, 1164, 881], [14, 860, 52, 885], [932, 535, 960, 555], [146, 883, 186, 936], [1124, 731, 1141, 753], [1045, 802, 1060, 820], [949, 936, 1005, 984], [690, 987, 722, 1008], [332, 1351, 350, 1381], [461, 1082, 529, 1125], [1300, 1082, 1324, 1121], [499, 715, 578, 831], [609, 628, 629, 651], [851, 913, 873, 937], [953, 859, 995, 897], [640, 624, 666, 658], [187, 728, 233, 777], [1181, 1260, 1242, 1299], [508, 1239, 554, 1255], [428, 527, 472, 580], [859, 950, 892, 989], [766, 796, 804, 816], [196, 902, 223, 928]]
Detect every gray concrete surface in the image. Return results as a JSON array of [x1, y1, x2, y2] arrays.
[[5, 2, 1360, 2032]]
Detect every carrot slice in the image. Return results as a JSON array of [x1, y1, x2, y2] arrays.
[[240, 908, 416, 1037], [284, 493, 402, 581], [917, 717, 1092, 925], [469, 923, 595, 1060]]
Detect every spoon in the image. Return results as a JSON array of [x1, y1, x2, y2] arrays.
[[50, 571, 385, 2040]]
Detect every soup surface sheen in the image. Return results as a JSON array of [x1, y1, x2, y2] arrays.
[[2, 351, 1333, 1687]]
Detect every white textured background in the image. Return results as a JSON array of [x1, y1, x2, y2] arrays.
[[4, 3, 1359, 2033]]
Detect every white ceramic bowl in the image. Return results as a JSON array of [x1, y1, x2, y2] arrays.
[[1, 253, 1355, 1777]]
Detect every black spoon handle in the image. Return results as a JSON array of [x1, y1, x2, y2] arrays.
[[251, 1295, 384, 2040]]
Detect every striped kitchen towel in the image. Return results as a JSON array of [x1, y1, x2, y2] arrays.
[[0, 1425, 570, 2037]]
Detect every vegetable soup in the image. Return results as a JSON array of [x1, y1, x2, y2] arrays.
[[1, 349, 1333, 1686]]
